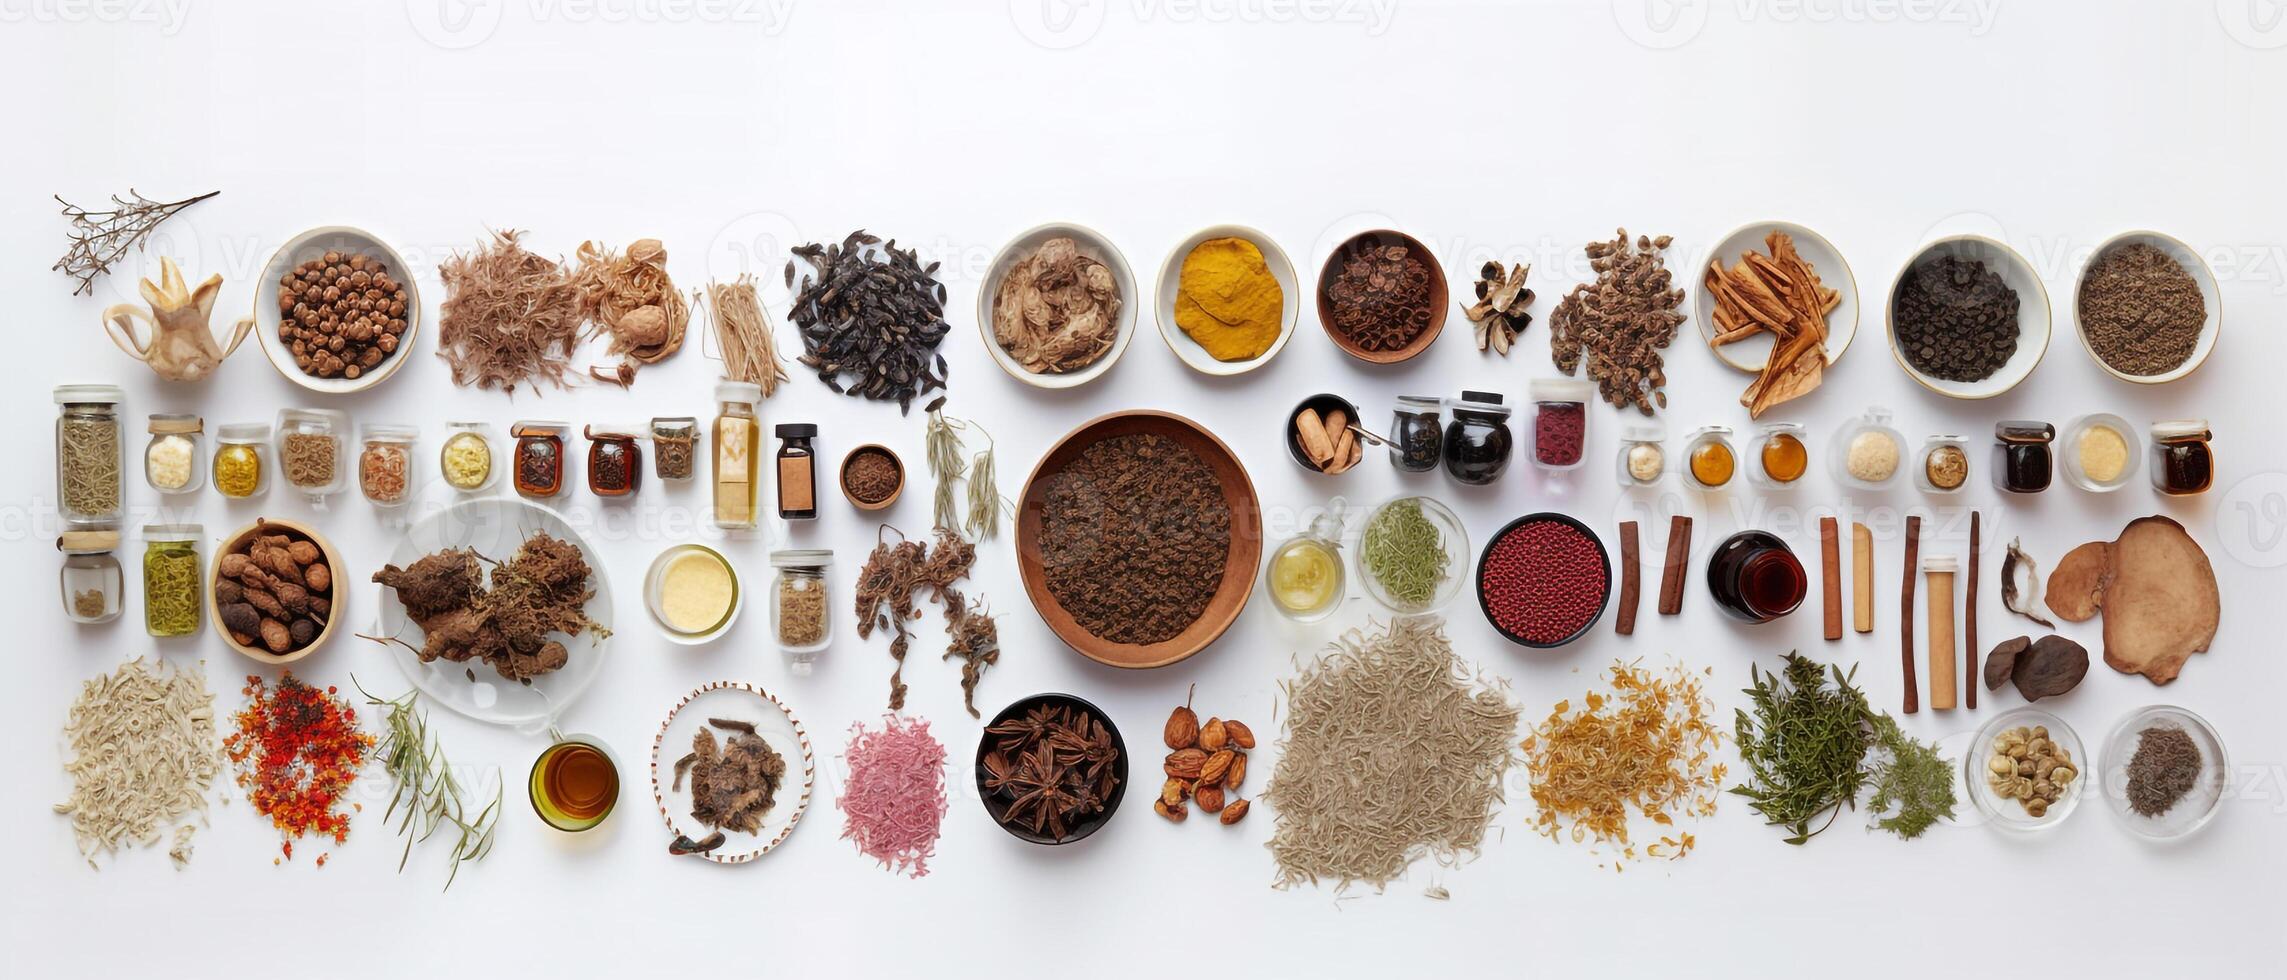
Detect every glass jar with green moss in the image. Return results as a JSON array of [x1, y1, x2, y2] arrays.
[[142, 523, 204, 637]]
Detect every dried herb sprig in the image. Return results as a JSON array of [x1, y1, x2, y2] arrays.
[[1865, 713, 1956, 840], [964, 429, 1005, 541], [53, 189, 219, 296], [1730, 652, 1873, 844], [356, 678, 499, 889], [923, 398, 967, 532]]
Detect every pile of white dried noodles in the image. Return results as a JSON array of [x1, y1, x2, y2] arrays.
[[54, 658, 221, 868], [1265, 617, 1520, 891]]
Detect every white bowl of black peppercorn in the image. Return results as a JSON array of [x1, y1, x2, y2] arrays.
[[252, 225, 422, 396], [1885, 235, 2051, 399]]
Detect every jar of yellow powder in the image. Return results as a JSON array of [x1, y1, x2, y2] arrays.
[[2061, 413, 2139, 492], [439, 421, 498, 493]]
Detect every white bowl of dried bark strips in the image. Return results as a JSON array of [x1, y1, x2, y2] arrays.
[[1695, 220, 1860, 373], [208, 518, 342, 665], [252, 225, 422, 396], [2070, 230, 2220, 385], [977, 223, 1138, 389], [1884, 235, 2051, 400]]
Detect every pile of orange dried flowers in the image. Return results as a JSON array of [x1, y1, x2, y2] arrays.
[[1520, 660, 1726, 866], [224, 673, 374, 865]]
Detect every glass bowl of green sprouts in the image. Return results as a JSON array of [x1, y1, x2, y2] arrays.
[[1355, 494, 1467, 616]]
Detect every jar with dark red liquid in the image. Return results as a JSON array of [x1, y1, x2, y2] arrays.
[[2149, 420, 2213, 495], [1441, 390, 1512, 486], [1706, 530, 1807, 623]]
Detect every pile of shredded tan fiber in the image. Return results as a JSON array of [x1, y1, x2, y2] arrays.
[[437, 230, 586, 394], [1264, 617, 1519, 892], [54, 658, 221, 868]]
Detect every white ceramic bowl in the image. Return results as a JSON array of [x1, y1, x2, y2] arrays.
[[1694, 220, 1860, 372], [252, 225, 423, 395], [1885, 235, 2051, 399], [2070, 230, 2220, 385], [976, 222, 1137, 389], [1154, 224, 1300, 376]]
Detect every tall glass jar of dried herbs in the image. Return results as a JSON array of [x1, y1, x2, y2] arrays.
[[769, 549, 834, 674], [53, 384, 125, 528], [141, 523, 203, 637]]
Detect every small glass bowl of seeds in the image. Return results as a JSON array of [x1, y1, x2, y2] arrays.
[[1966, 707, 2087, 833]]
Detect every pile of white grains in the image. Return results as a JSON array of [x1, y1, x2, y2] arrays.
[[54, 658, 221, 868], [1265, 617, 1520, 891]]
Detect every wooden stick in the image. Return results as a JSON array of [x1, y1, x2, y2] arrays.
[[1966, 512, 1981, 710], [1851, 522, 1873, 633], [1616, 521, 1642, 636], [1819, 517, 1842, 641], [1927, 560, 1957, 710], [1657, 515, 1693, 615], [1900, 516, 1921, 715]]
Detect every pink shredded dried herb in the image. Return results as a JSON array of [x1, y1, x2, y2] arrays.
[[838, 715, 947, 878]]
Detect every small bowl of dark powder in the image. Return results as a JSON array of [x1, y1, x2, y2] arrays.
[[839, 444, 904, 511], [2072, 232, 2220, 385], [2100, 705, 2227, 840], [1886, 236, 2051, 399]]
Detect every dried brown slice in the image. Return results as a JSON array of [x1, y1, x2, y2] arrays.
[[2043, 516, 2220, 684]]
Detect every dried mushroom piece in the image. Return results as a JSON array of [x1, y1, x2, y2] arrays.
[[2044, 516, 2220, 685], [1462, 261, 1534, 355]]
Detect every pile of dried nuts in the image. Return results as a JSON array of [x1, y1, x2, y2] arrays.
[[1157, 691, 1253, 826], [215, 521, 334, 657], [1984, 724, 2078, 818], [278, 250, 410, 380]]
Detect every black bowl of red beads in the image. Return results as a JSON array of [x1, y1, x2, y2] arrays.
[[1475, 512, 1611, 648]]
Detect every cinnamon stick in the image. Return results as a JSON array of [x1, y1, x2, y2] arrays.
[[1900, 515, 1921, 715], [1616, 521, 1642, 635], [1657, 515, 1693, 615], [1819, 516, 1842, 641], [1966, 511, 1981, 710]]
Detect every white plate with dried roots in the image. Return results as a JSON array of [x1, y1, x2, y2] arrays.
[[976, 222, 1138, 389], [649, 681, 814, 864], [373, 497, 613, 732]]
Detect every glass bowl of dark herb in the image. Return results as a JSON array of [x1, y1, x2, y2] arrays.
[[975, 693, 1127, 845], [1357, 495, 1467, 616], [2098, 705, 2226, 841], [1966, 707, 2086, 833]]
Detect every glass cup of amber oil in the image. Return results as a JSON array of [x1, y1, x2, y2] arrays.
[[530, 733, 621, 833]]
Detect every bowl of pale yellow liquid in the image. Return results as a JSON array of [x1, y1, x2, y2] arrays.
[[645, 544, 740, 644], [1265, 509, 1345, 623]]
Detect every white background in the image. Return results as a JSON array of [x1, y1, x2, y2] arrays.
[[4, 1, 2285, 977]]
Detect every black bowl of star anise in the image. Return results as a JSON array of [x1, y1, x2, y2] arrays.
[[976, 693, 1129, 845]]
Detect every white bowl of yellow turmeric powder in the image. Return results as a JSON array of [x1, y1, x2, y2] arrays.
[[1155, 225, 1300, 377]]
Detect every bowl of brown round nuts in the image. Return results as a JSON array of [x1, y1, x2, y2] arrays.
[[252, 225, 421, 395]]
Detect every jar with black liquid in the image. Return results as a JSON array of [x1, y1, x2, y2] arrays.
[[1390, 395, 1442, 472], [1992, 421, 2055, 494], [1441, 390, 1512, 485], [2149, 420, 2213, 495], [1706, 530, 1806, 624], [776, 423, 818, 521]]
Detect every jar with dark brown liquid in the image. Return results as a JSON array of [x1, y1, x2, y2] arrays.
[[585, 425, 641, 497], [1441, 390, 1512, 485], [1706, 530, 1807, 623], [2149, 420, 2213, 495], [511, 421, 568, 498], [1991, 421, 2055, 494]]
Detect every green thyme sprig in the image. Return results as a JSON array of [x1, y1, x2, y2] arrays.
[[355, 678, 499, 889], [1730, 652, 1957, 845]]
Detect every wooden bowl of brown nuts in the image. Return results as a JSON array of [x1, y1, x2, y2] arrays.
[[207, 518, 343, 665], [251, 225, 421, 395]]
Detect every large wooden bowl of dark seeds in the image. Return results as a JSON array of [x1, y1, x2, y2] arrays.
[[975, 693, 1127, 845], [1016, 410, 1262, 669]]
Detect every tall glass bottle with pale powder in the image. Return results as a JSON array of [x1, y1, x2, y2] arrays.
[[711, 381, 763, 529]]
